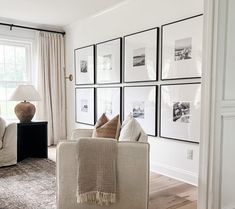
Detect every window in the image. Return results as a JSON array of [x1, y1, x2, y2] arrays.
[[0, 40, 32, 120]]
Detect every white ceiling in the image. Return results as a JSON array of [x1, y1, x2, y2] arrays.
[[0, 0, 126, 28]]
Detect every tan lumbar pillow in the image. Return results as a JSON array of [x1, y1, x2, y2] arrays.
[[92, 114, 121, 139]]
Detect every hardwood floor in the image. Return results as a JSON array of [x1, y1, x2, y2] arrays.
[[149, 172, 197, 209]]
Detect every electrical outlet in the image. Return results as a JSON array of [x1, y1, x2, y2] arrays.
[[187, 149, 193, 160]]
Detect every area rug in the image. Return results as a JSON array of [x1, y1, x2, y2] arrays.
[[0, 158, 56, 209]]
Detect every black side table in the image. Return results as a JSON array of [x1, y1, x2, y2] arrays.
[[17, 121, 48, 162]]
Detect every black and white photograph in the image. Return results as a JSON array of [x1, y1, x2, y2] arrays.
[[102, 54, 112, 71], [173, 102, 190, 123], [124, 28, 159, 82], [96, 38, 121, 84], [161, 15, 203, 80], [160, 83, 201, 143], [80, 60, 88, 73], [174, 38, 192, 61], [133, 48, 145, 67], [124, 86, 157, 136], [96, 87, 121, 120], [75, 45, 95, 85], [132, 101, 145, 119], [75, 88, 95, 125], [81, 99, 88, 112]]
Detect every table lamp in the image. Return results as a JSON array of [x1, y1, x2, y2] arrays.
[[9, 85, 41, 123]]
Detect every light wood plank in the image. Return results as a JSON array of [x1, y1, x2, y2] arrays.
[[149, 172, 197, 209]]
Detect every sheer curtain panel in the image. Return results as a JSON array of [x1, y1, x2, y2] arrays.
[[36, 32, 66, 145]]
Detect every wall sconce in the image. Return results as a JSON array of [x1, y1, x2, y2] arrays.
[[65, 74, 73, 81]]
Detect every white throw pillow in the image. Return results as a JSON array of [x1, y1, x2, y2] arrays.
[[119, 114, 147, 142], [0, 117, 6, 148]]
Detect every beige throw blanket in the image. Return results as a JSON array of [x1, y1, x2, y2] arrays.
[[76, 138, 117, 205]]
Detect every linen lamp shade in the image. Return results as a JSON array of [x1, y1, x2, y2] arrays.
[[9, 85, 41, 123]]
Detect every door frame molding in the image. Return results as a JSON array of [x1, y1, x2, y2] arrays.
[[199, 0, 230, 208]]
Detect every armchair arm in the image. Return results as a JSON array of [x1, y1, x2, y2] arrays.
[[0, 123, 17, 167], [70, 128, 93, 140], [3, 123, 17, 148]]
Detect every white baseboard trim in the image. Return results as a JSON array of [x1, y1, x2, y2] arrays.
[[151, 162, 198, 186]]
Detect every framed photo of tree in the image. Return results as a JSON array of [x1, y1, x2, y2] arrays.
[[161, 15, 203, 80], [74, 45, 95, 85]]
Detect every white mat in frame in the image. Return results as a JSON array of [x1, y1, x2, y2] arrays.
[[96, 87, 122, 120], [75, 87, 95, 125], [123, 85, 157, 136], [161, 15, 203, 80], [75, 45, 95, 85], [160, 83, 201, 143]]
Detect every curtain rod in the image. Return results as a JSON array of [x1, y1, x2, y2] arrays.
[[0, 22, 66, 36]]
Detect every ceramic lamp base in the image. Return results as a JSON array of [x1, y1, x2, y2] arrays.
[[15, 101, 36, 123]]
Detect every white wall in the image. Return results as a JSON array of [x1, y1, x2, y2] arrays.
[[64, 0, 203, 185], [0, 23, 36, 40]]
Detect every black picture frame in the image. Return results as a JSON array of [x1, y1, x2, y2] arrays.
[[123, 85, 158, 136], [123, 27, 159, 83], [95, 37, 122, 84], [159, 82, 201, 144], [96, 86, 122, 121], [161, 14, 203, 81], [74, 45, 95, 85], [75, 87, 96, 126]]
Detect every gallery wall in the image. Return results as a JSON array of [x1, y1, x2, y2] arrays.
[[64, 0, 203, 185]]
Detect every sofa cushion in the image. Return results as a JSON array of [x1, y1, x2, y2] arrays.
[[0, 117, 6, 149], [92, 114, 121, 139], [119, 114, 147, 142]]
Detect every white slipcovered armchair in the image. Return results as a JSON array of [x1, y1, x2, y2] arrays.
[[57, 129, 150, 209], [0, 118, 17, 167]]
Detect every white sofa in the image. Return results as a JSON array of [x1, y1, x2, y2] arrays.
[[57, 129, 150, 209], [0, 118, 17, 167]]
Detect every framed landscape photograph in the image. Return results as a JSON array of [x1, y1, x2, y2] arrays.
[[161, 14, 203, 80], [124, 85, 157, 136], [96, 87, 122, 120], [96, 38, 122, 84], [74, 45, 95, 85], [124, 27, 159, 82], [160, 83, 201, 143], [75, 87, 95, 125]]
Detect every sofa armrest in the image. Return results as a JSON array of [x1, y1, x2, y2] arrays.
[[56, 141, 79, 209], [57, 140, 149, 209], [70, 128, 93, 140]]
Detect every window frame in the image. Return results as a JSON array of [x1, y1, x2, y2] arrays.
[[0, 38, 34, 120]]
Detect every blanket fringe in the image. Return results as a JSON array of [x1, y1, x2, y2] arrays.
[[77, 191, 116, 206]]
